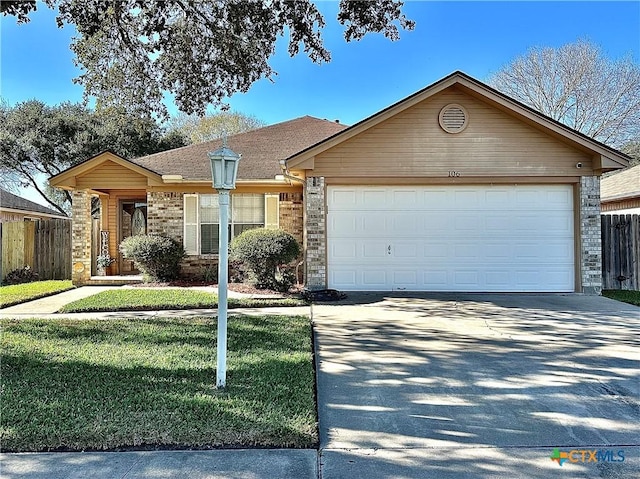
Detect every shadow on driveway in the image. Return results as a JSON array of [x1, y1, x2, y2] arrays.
[[313, 293, 639, 478]]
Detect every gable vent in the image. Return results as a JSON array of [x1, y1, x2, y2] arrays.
[[439, 104, 469, 133]]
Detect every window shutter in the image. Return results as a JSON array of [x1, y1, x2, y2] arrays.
[[184, 194, 199, 254], [265, 194, 279, 229]]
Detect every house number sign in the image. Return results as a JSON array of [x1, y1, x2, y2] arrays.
[[448, 171, 461, 177]]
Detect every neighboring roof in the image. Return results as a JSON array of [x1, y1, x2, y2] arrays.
[[0, 188, 67, 217], [286, 71, 631, 171], [601, 164, 640, 202], [131, 116, 348, 181]]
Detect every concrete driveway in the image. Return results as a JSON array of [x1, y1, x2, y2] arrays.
[[312, 293, 639, 478]]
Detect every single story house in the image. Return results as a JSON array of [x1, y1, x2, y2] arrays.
[[0, 188, 69, 222], [600, 164, 640, 214], [51, 71, 630, 293]]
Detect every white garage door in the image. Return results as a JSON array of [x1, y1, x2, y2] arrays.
[[327, 185, 575, 292]]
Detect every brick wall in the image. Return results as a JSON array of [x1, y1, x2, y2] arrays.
[[580, 176, 602, 294], [279, 192, 304, 246], [71, 190, 92, 284], [304, 177, 326, 289], [147, 191, 183, 242], [146, 191, 304, 280]]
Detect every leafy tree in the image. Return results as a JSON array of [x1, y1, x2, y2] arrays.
[[167, 111, 266, 145], [1, 0, 415, 118], [490, 40, 640, 148], [0, 101, 187, 214]]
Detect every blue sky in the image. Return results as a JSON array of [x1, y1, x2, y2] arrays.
[[1, 1, 639, 204]]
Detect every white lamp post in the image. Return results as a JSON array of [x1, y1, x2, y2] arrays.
[[208, 137, 241, 388]]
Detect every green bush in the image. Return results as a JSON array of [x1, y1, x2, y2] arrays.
[[119, 234, 185, 282], [230, 228, 300, 291]]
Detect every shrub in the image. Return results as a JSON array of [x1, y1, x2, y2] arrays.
[[230, 228, 300, 291], [119, 234, 185, 282], [2, 265, 39, 285]]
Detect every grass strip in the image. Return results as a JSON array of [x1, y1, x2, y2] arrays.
[[602, 289, 640, 307], [0, 281, 74, 308], [1, 315, 316, 452], [58, 288, 306, 313]]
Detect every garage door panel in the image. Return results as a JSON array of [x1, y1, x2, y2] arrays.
[[454, 270, 480, 286], [327, 185, 575, 292], [454, 243, 479, 260], [331, 189, 358, 207], [454, 215, 481, 232], [393, 242, 418, 259], [424, 270, 449, 287], [422, 241, 449, 258], [363, 242, 387, 258], [485, 270, 511, 287], [330, 214, 358, 235], [361, 214, 387, 235], [392, 189, 419, 208], [362, 190, 387, 208], [393, 270, 418, 288], [332, 270, 357, 288]]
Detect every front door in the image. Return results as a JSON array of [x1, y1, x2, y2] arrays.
[[120, 200, 147, 274]]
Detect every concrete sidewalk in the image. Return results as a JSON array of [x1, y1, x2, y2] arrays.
[[1, 449, 318, 479], [0, 285, 307, 318], [0, 286, 122, 315]]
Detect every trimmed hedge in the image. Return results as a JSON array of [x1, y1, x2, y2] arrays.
[[230, 228, 300, 291], [119, 234, 185, 282]]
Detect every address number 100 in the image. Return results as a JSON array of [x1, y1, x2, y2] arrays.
[[448, 171, 461, 177]]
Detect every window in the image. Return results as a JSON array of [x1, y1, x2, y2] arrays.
[[183, 193, 279, 255]]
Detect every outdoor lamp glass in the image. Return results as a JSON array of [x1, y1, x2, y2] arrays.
[[208, 143, 241, 190], [208, 138, 241, 388]]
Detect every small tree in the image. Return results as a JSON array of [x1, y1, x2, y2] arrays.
[[119, 234, 185, 282], [230, 228, 300, 291]]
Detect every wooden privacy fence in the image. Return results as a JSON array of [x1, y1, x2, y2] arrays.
[[1, 219, 71, 282], [601, 214, 640, 291]]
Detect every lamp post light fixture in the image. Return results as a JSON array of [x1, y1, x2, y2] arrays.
[[208, 136, 241, 388]]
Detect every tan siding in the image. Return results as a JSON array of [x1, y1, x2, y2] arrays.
[[76, 161, 148, 189], [312, 87, 592, 178]]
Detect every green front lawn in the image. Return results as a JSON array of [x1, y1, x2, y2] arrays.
[[602, 289, 640, 307], [0, 280, 74, 308], [1, 315, 316, 452], [59, 288, 306, 313]]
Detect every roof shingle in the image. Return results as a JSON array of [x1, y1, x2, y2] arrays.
[[601, 164, 640, 202], [0, 188, 66, 217], [130, 116, 347, 181]]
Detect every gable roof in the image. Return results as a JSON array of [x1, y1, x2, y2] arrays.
[[130, 116, 348, 181], [49, 117, 347, 188], [0, 188, 67, 217], [286, 71, 631, 172], [601, 164, 640, 202], [49, 149, 164, 189]]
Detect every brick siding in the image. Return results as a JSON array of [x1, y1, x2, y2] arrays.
[[71, 190, 92, 284], [580, 176, 602, 294], [145, 191, 304, 280], [304, 177, 326, 289]]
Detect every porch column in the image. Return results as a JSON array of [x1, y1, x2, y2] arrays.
[[305, 177, 326, 289], [579, 176, 602, 294], [71, 189, 92, 285]]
